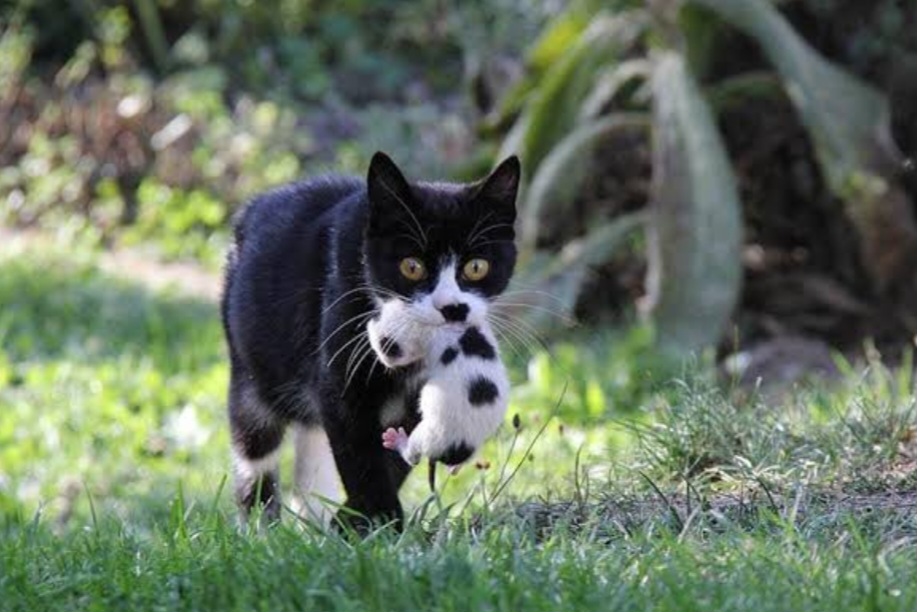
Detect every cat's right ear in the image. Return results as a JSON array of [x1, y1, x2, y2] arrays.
[[367, 152, 413, 217]]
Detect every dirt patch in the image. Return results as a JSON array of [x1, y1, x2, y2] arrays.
[[0, 227, 221, 302], [96, 247, 221, 302]]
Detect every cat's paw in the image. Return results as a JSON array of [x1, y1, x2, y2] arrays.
[[332, 504, 403, 537], [446, 463, 463, 475], [381, 426, 408, 451]]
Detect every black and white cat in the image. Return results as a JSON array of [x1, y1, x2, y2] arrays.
[[221, 151, 519, 530]]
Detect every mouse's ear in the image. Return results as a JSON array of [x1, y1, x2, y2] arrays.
[[475, 155, 521, 223], [367, 151, 413, 215]]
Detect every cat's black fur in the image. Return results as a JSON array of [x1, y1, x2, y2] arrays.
[[221, 152, 519, 530]]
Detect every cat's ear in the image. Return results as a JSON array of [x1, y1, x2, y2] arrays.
[[475, 155, 521, 222], [367, 151, 413, 216]]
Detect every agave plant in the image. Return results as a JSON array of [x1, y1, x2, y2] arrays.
[[498, 0, 916, 359]]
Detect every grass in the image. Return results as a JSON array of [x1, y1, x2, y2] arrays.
[[2, 510, 912, 612], [0, 238, 914, 611]]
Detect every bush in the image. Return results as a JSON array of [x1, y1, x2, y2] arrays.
[[0, 1, 555, 265], [489, 0, 917, 362]]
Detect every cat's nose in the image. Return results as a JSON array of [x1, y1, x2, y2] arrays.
[[439, 303, 469, 323]]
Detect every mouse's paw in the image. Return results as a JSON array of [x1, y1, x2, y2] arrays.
[[381, 426, 408, 451]]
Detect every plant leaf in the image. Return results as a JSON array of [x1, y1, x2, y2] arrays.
[[503, 11, 649, 186], [645, 51, 743, 357], [507, 212, 646, 333], [525, 8, 591, 73], [580, 58, 653, 119], [521, 113, 650, 254], [704, 71, 784, 112], [690, 0, 917, 292]]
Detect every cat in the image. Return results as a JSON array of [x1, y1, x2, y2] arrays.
[[378, 320, 510, 473], [220, 151, 520, 531]]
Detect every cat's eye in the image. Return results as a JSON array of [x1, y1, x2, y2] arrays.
[[462, 258, 490, 281], [399, 257, 427, 281]]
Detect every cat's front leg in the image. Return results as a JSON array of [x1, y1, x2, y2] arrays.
[[320, 388, 405, 535]]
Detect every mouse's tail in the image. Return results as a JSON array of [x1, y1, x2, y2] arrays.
[[427, 458, 437, 492]]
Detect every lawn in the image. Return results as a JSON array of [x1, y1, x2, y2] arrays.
[[0, 238, 914, 611]]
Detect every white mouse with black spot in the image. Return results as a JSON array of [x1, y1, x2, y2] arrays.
[[380, 322, 509, 472]]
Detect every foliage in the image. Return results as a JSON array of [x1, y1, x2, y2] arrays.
[[0, 17, 306, 266], [644, 50, 742, 357], [496, 0, 917, 361], [0, 1, 555, 266], [693, 0, 917, 295]]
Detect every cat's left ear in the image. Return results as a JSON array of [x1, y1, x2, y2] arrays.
[[367, 151, 413, 217], [475, 155, 521, 222]]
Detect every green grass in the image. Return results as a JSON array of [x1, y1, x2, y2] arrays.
[[0, 240, 915, 611], [2, 510, 912, 612]]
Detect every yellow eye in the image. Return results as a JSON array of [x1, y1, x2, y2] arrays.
[[462, 258, 490, 281], [399, 257, 427, 281]]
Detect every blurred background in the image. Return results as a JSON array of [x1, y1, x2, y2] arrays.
[[1, 0, 916, 524]]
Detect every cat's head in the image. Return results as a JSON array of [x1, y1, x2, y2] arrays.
[[363, 152, 519, 364]]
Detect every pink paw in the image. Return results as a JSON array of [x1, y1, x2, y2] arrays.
[[381, 426, 408, 451], [446, 464, 462, 475]]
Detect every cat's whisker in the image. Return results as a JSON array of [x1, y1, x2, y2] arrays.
[[492, 301, 576, 325], [492, 310, 552, 350], [487, 318, 528, 361], [345, 343, 373, 389], [313, 310, 375, 355], [352, 283, 408, 304], [327, 330, 370, 369], [320, 286, 375, 316], [395, 231, 426, 251], [488, 311, 551, 356], [497, 288, 571, 309], [467, 222, 515, 250], [466, 211, 496, 247], [497, 315, 564, 354], [346, 335, 380, 389], [344, 339, 380, 393], [488, 316, 538, 359], [377, 178, 428, 247], [464, 239, 515, 249], [487, 312, 528, 350], [364, 316, 410, 385], [345, 314, 411, 390], [344, 332, 371, 372], [365, 352, 382, 385]]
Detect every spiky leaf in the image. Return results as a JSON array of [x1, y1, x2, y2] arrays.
[[580, 59, 652, 119], [521, 113, 649, 253], [501, 11, 649, 185], [505, 212, 645, 333], [645, 52, 743, 357]]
